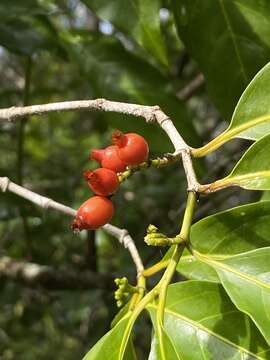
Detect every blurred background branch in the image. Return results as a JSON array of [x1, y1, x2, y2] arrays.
[[0, 256, 114, 290]]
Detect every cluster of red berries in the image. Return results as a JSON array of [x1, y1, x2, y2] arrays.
[[72, 130, 149, 232]]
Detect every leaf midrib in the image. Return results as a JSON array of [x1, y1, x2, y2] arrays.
[[212, 170, 270, 190], [194, 251, 270, 291], [219, 0, 248, 84]]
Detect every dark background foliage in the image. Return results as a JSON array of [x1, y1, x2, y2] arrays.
[[0, 0, 269, 358]]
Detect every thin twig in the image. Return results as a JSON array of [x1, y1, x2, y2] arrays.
[[0, 99, 199, 191], [0, 177, 144, 275], [177, 73, 205, 101]]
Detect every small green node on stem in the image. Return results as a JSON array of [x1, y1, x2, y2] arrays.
[[144, 224, 185, 247], [118, 153, 181, 183]]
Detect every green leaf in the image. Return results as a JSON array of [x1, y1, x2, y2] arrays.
[[148, 326, 182, 360], [82, 313, 136, 360], [194, 248, 270, 345], [148, 281, 270, 359], [82, 0, 168, 66], [162, 247, 219, 283], [191, 201, 270, 255], [228, 62, 270, 141], [111, 302, 131, 328], [193, 61, 270, 157], [171, 0, 270, 119], [175, 201, 270, 282], [177, 251, 220, 283], [203, 134, 270, 192]]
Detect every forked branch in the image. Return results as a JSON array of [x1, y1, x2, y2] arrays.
[[0, 99, 199, 191]]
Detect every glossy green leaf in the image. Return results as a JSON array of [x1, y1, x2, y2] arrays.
[[195, 248, 270, 345], [206, 134, 270, 191], [82, 0, 168, 66], [148, 281, 270, 359], [161, 246, 219, 283], [193, 61, 270, 157], [111, 302, 131, 328], [177, 251, 220, 283], [148, 326, 182, 360], [171, 0, 270, 119], [82, 313, 136, 360], [228, 62, 270, 141], [175, 201, 270, 282], [191, 201, 270, 255]]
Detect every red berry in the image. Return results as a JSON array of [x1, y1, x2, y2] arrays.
[[72, 196, 114, 231], [112, 130, 149, 166], [90, 146, 127, 173], [84, 168, 119, 196]]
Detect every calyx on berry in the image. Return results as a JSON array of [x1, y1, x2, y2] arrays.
[[72, 196, 114, 231], [112, 130, 149, 166], [90, 146, 127, 173], [84, 168, 119, 196]]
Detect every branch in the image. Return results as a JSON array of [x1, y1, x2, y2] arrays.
[[118, 153, 181, 182], [0, 177, 144, 276], [177, 73, 205, 100], [0, 256, 114, 290], [0, 99, 199, 191]]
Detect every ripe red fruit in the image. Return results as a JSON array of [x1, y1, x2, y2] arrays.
[[112, 130, 149, 165], [84, 168, 119, 196], [90, 146, 127, 173], [72, 196, 114, 231]]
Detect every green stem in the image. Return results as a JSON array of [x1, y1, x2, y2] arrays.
[[156, 243, 185, 358], [178, 191, 197, 241], [156, 244, 185, 323], [142, 260, 169, 277], [157, 191, 196, 317], [119, 192, 197, 358], [156, 191, 197, 355], [120, 287, 157, 359], [129, 274, 146, 310]]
